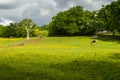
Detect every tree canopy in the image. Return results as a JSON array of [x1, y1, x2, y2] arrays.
[[97, 0, 120, 35], [48, 6, 98, 36]]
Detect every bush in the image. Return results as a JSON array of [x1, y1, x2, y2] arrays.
[[39, 30, 48, 37]]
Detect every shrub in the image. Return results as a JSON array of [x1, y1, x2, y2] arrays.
[[39, 30, 48, 37]]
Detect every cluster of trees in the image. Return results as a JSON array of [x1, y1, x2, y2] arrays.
[[97, 0, 120, 35], [49, 6, 98, 36], [0, 19, 42, 39], [48, 0, 120, 36]]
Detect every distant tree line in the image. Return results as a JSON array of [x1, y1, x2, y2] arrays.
[[48, 0, 120, 36], [0, 19, 48, 39]]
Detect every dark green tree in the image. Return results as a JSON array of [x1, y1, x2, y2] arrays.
[[3, 23, 17, 38], [0, 25, 5, 37], [49, 6, 84, 36], [49, 6, 98, 36], [40, 25, 48, 30], [80, 10, 98, 35], [98, 0, 120, 35]]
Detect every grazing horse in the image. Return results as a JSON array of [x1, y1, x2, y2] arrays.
[[91, 40, 97, 44]]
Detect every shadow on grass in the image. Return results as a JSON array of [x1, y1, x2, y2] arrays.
[[0, 64, 54, 80], [0, 60, 120, 80], [50, 60, 120, 80], [109, 53, 120, 60], [96, 35, 120, 43]]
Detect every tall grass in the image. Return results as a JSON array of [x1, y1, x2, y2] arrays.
[[0, 37, 120, 80]]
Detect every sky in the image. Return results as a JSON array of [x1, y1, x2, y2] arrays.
[[0, 0, 114, 26]]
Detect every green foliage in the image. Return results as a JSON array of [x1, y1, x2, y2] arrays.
[[0, 25, 5, 37], [39, 30, 48, 37], [19, 19, 36, 28], [2, 23, 18, 38], [30, 26, 40, 37], [15, 23, 26, 37], [1, 23, 26, 38], [19, 18, 37, 39], [49, 6, 98, 36], [40, 25, 48, 30], [80, 10, 98, 35], [49, 6, 83, 36], [97, 0, 120, 35]]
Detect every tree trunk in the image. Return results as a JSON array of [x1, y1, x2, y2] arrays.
[[25, 25, 30, 40], [26, 30, 29, 40], [112, 30, 115, 36], [107, 30, 109, 35]]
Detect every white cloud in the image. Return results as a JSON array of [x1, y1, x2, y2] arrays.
[[40, 9, 50, 16], [87, 0, 92, 2], [0, 17, 14, 26], [0, 0, 14, 4]]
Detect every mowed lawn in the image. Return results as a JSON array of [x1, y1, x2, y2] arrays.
[[0, 37, 120, 80]]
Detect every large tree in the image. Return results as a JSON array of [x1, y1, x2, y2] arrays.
[[49, 6, 98, 36], [19, 19, 36, 40], [97, 0, 120, 35], [80, 10, 98, 35], [49, 6, 84, 36], [2, 23, 17, 38]]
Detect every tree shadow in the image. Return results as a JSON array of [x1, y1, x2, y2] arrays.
[[0, 63, 55, 80], [0, 59, 120, 80], [50, 60, 120, 80], [109, 53, 120, 59], [92, 35, 120, 43]]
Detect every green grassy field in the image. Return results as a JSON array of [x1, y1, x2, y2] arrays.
[[0, 37, 120, 80]]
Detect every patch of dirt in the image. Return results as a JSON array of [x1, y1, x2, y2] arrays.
[[10, 37, 44, 47]]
